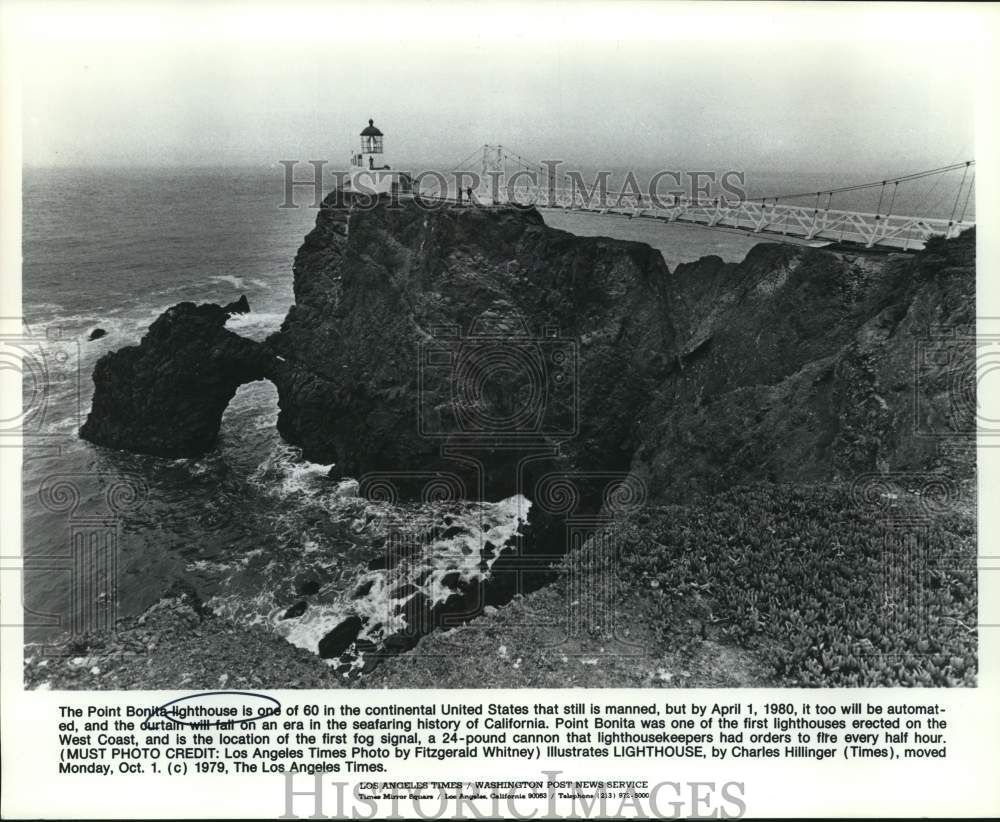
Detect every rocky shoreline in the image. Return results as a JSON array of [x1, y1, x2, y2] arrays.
[[25, 480, 975, 690]]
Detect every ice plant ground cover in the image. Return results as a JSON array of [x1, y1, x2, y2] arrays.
[[573, 483, 976, 687]]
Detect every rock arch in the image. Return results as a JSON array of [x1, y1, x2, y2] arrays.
[[80, 302, 283, 458]]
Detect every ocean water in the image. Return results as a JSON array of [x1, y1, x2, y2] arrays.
[[18, 165, 968, 655], [21, 167, 313, 645]]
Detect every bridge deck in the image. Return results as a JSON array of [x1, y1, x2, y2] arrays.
[[406, 186, 973, 252], [444, 149, 976, 251], [490, 190, 972, 251]]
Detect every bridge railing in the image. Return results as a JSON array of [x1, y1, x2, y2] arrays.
[[405, 183, 971, 251], [471, 184, 971, 250]]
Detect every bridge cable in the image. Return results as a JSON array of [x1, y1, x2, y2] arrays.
[[949, 162, 971, 224], [501, 146, 544, 173], [959, 170, 975, 224], [921, 174, 952, 218], [453, 147, 972, 225], [759, 160, 973, 204], [451, 145, 486, 173], [886, 181, 898, 220]]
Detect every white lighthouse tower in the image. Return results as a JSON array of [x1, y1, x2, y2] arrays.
[[346, 118, 414, 197]]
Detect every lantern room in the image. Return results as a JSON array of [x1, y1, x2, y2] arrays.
[[360, 118, 383, 154], [345, 116, 414, 197]]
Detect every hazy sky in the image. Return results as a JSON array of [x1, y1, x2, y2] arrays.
[[6, 2, 983, 176]]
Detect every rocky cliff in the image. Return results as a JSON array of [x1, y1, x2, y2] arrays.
[[635, 230, 976, 501], [271, 194, 681, 504], [81, 194, 975, 505]]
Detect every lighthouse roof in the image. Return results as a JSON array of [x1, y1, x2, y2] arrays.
[[360, 119, 383, 137]]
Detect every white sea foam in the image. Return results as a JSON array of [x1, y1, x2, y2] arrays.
[[248, 443, 334, 498], [276, 460, 333, 497], [187, 559, 242, 574], [276, 494, 532, 666], [208, 590, 274, 627], [224, 311, 286, 340]]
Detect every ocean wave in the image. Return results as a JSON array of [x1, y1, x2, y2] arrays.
[[248, 443, 335, 499], [209, 275, 245, 288], [19, 303, 172, 351], [21, 302, 69, 323]]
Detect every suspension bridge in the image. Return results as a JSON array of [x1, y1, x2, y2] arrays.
[[433, 146, 976, 252]]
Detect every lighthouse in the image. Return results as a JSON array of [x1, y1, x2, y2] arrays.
[[346, 118, 414, 197]]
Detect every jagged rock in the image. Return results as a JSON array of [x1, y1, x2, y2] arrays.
[[88, 328, 107, 341], [318, 615, 363, 659], [296, 579, 320, 596], [268, 192, 676, 503], [222, 294, 251, 315]]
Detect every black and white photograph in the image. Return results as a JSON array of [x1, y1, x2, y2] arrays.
[[10, 3, 983, 697], [6, 4, 1000, 818]]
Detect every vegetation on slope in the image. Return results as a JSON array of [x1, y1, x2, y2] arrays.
[[575, 483, 976, 687]]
